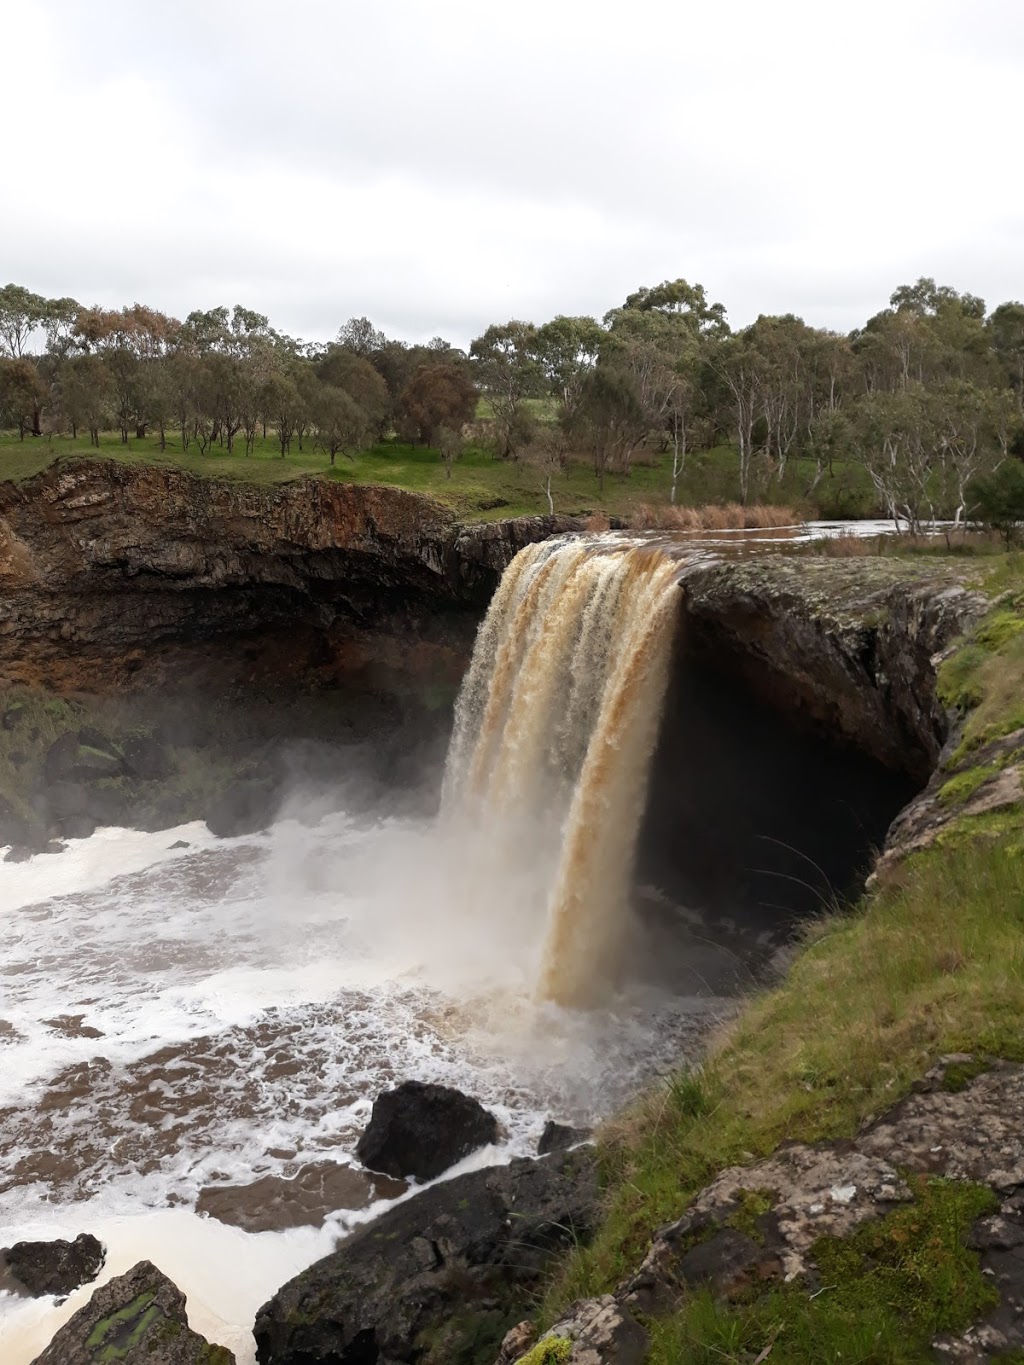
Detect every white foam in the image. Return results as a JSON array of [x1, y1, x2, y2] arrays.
[[0, 804, 715, 1362], [0, 821, 218, 913]]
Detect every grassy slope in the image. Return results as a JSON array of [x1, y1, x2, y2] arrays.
[[0, 430, 876, 522], [540, 553, 1024, 1363]]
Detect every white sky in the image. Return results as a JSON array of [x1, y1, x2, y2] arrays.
[[3, 0, 1022, 347]]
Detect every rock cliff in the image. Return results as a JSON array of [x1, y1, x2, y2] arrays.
[[0, 459, 579, 692]]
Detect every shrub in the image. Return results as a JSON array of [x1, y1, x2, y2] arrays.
[[968, 461, 1024, 548]]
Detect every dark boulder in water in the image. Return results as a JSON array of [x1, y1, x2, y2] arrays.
[[30, 1259, 235, 1363], [537, 1119, 589, 1155], [356, 1079, 498, 1181], [204, 779, 279, 838], [0, 1232, 104, 1299], [254, 1150, 598, 1365]]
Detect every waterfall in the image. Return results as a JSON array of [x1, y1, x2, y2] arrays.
[[442, 536, 681, 1006]]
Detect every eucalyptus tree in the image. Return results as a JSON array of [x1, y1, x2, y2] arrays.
[[608, 277, 729, 337], [532, 315, 604, 424], [0, 358, 47, 439], [312, 383, 371, 465], [568, 366, 647, 491], [53, 354, 113, 444], [399, 361, 477, 446], [336, 316, 387, 357], [0, 284, 48, 358], [988, 302, 1024, 419], [317, 348, 388, 424], [469, 320, 541, 456]]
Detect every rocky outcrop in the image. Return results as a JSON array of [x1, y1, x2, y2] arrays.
[[254, 1149, 599, 1365], [679, 557, 989, 781], [355, 1080, 499, 1181], [497, 1059, 1024, 1365], [31, 1259, 235, 1363], [0, 1232, 104, 1298], [538, 1120, 589, 1156], [0, 459, 579, 693], [497, 1298, 648, 1365]]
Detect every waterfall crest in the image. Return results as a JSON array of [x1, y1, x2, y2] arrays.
[[442, 537, 681, 1005]]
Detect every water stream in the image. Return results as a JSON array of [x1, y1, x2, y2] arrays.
[[0, 536, 727, 1361]]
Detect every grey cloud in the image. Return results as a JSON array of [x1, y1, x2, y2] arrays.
[[5, 0, 1023, 348]]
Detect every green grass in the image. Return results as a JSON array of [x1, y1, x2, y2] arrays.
[[647, 1178, 998, 1365], [0, 428, 878, 523], [938, 556, 1024, 766], [537, 555, 1024, 1361]]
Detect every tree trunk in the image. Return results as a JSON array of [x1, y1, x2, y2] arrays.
[[135, 423, 147, 440]]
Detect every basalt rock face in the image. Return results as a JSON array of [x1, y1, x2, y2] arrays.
[[0, 459, 580, 693], [254, 1149, 599, 1365], [31, 1259, 235, 1364], [0, 1232, 104, 1299], [355, 1080, 499, 1181], [678, 556, 989, 783]]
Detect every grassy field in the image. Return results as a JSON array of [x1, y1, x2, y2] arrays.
[[0, 429, 878, 522], [537, 552, 1024, 1362]]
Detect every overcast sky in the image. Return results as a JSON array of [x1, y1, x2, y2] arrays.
[[4, 0, 1022, 347]]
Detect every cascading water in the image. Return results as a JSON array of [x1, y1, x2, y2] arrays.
[[0, 533, 699, 1365], [442, 535, 682, 1006]]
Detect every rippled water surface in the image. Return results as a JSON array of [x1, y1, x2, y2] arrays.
[[0, 808, 722, 1363]]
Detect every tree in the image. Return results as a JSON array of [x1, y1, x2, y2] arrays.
[[262, 373, 302, 455], [607, 277, 729, 336], [851, 385, 953, 532], [521, 426, 566, 512], [469, 321, 540, 457], [312, 383, 370, 464], [989, 302, 1024, 419], [436, 425, 463, 480], [399, 362, 477, 446], [0, 358, 47, 439], [568, 366, 647, 490], [0, 285, 47, 358], [55, 354, 113, 444], [968, 460, 1024, 547], [533, 316, 603, 423], [73, 303, 179, 441], [336, 316, 387, 357], [710, 331, 760, 503], [316, 348, 389, 439]]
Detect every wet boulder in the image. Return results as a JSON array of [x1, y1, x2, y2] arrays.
[[204, 779, 279, 838], [1, 1232, 104, 1299], [123, 735, 171, 781], [356, 1079, 499, 1181], [254, 1150, 599, 1365], [538, 1120, 590, 1156], [43, 730, 124, 783], [31, 1259, 235, 1363]]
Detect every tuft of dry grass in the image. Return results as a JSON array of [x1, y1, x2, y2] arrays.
[[582, 512, 611, 531], [629, 502, 800, 532]]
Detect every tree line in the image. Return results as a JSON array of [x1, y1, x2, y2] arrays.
[[2, 277, 1023, 525]]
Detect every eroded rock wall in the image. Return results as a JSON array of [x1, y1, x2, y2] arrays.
[[0, 459, 579, 692]]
